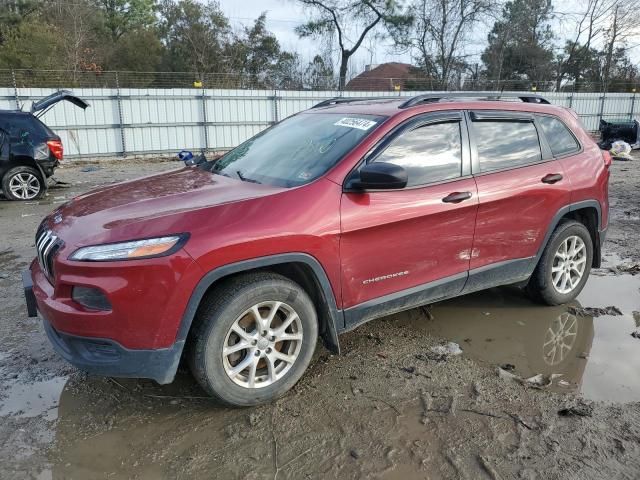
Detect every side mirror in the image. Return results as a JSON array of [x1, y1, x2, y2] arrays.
[[351, 162, 407, 190]]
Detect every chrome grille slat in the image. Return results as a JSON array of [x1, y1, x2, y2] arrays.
[[35, 229, 62, 281]]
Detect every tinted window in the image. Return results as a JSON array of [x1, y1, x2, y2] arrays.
[[474, 121, 542, 172], [373, 121, 462, 186], [213, 113, 385, 188], [0, 114, 50, 144], [537, 115, 579, 156]]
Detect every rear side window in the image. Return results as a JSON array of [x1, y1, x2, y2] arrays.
[[473, 120, 542, 173], [0, 114, 50, 144], [373, 121, 462, 186], [537, 115, 580, 156]]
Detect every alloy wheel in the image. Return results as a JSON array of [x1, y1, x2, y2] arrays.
[[542, 312, 578, 366], [222, 301, 303, 389], [551, 235, 587, 294], [8, 172, 41, 200]]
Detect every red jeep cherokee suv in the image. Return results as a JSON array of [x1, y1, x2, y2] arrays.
[[23, 93, 610, 406]]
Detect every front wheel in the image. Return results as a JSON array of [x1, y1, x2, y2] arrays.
[[188, 272, 318, 406], [527, 220, 593, 305]]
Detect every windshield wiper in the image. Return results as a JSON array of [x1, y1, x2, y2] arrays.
[[236, 170, 261, 184]]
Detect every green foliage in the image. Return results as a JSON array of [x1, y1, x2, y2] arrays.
[[157, 0, 232, 74], [0, 0, 636, 91], [481, 0, 555, 83], [304, 55, 336, 89], [95, 0, 157, 41]]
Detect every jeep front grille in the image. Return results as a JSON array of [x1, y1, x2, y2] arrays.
[[36, 229, 63, 281]]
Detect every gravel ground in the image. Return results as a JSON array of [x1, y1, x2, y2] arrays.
[[0, 154, 639, 479]]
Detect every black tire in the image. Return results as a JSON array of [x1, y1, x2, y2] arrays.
[[1, 166, 45, 201], [187, 272, 318, 406], [527, 220, 593, 306]]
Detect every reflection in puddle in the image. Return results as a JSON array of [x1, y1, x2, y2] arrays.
[[406, 271, 640, 403]]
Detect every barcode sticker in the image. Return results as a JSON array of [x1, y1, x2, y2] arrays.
[[334, 117, 378, 131]]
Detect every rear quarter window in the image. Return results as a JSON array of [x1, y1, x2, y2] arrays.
[[0, 113, 52, 143], [537, 115, 580, 156]]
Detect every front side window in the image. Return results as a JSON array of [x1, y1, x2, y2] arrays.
[[372, 121, 462, 187], [537, 115, 580, 156], [212, 113, 386, 188], [474, 120, 542, 173]]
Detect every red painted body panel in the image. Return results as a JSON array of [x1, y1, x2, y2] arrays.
[[556, 120, 610, 229], [31, 249, 202, 349], [33, 171, 343, 349], [340, 178, 478, 307], [470, 161, 572, 269], [29, 98, 610, 354]]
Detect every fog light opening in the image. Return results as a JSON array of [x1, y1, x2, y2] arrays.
[[72, 286, 112, 311]]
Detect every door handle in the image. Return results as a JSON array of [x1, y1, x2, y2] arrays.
[[442, 191, 472, 203], [541, 173, 563, 184]]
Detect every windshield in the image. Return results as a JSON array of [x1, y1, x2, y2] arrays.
[[211, 113, 386, 187]]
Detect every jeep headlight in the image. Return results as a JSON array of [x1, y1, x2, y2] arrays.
[[69, 234, 188, 261]]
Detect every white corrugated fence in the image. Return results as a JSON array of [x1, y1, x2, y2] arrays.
[[0, 88, 638, 158]]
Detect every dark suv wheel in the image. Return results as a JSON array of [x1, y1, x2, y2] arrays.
[[2, 166, 45, 201], [188, 272, 318, 406], [527, 220, 593, 305]]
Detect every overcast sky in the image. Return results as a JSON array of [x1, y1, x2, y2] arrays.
[[217, 0, 640, 74]]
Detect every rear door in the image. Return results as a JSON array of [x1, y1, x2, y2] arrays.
[[465, 110, 571, 291], [340, 111, 478, 326]]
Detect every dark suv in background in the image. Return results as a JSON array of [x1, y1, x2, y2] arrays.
[[0, 91, 88, 201]]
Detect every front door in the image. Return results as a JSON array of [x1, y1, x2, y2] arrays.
[[339, 112, 478, 327]]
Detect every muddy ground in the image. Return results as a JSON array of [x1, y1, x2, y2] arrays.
[[1, 154, 640, 479]]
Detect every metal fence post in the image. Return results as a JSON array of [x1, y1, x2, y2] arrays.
[[630, 93, 636, 120], [597, 94, 606, 126], [201, 88, 209, 152], [271, 89, 280, 125], [11, 69, 20, 110], [115, 72, 127, 157]]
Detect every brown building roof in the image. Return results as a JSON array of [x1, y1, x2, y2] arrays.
[[345, 63, 414, 91]]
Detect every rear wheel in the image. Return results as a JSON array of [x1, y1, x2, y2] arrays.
[[188, 272, 318, 406], [527, 220, 593, 305], [2, 166, 44, 201]]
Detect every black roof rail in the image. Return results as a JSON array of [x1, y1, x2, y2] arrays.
[[398, 93, 551, 109], [311, 96, 399, 109]]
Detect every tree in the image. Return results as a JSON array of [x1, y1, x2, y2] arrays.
[[604, 47, 639, 91], [49, 0, 103, 77], [601, 0, 640, 92], [394, 0, 495, 90], [304, 54, 336, 89], [554, 0, 616, 89], [481, 0, 555, 86], [94, 0, 156, 42], [226, 13, 300, 87], [0, 1, 63, 71], [295, 0, 409, 90], [105, 29, 163, 72], [158, 0, 232, 76], [558, 41, 601, 90]]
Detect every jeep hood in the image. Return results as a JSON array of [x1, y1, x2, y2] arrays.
[[47, 167, 285, 245]]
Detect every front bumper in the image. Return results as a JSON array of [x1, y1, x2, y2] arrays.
[[23, 269, 183, 384]]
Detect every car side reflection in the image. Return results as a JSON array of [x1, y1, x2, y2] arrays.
[[399, 285, 594, 392]]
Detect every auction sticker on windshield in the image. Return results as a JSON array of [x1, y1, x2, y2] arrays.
[[334, 117, 378, 131]]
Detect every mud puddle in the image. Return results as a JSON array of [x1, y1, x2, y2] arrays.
[[0, 376, 66, 420], [401, 262, 640, 402]]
